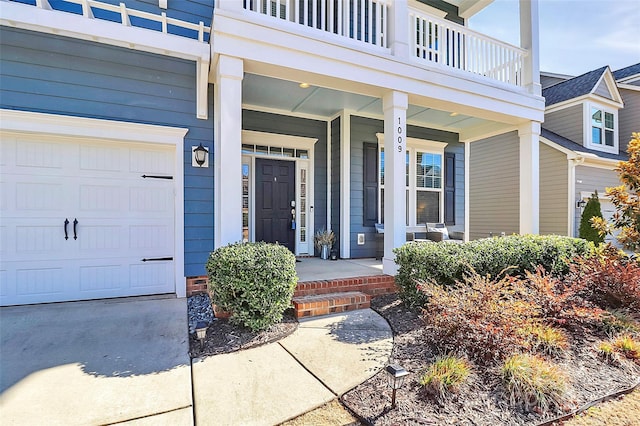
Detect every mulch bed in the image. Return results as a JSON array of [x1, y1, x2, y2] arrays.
[[189, 309, 298, 358], [341, 293, 640, 426]]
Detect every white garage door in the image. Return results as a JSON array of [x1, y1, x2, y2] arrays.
[[1, 133, 176, 306]]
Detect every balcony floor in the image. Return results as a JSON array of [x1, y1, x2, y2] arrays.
[[295, 257, 384, 282]]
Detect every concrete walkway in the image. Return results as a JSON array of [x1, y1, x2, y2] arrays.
[[1, 298, 392, 426], [0, 297, 193, 426], [192, 309, 393, 426]]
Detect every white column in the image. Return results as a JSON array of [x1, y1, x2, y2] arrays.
[[339, 110, 351, 258], [518, 121, 540, 235], [382, 91, 408, 275], [463, 141, 470, 242], [214, 55, 244, 248], [519, 0, 541, 96], [387, 0, 410, 59], [215, 0, 242, 12]]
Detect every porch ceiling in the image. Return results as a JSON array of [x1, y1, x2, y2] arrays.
[[243, 73, 487, 133]]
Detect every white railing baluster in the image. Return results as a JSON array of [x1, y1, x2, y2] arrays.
[[320, 0, 326, 30], [119, 3, 130, 26], [161, 11, 167, 33]]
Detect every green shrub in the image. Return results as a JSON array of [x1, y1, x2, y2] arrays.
[[394, 235, 593, 308], [501, 353, 567, 413], [419, 355, 471, 398], [521, 324, 568, 355], [206, 242, 297, 331], [579, 191, 605, 244]]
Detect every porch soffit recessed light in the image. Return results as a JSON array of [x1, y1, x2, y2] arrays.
[[299, 82, 310, 89], [449, 112, 459, 117]]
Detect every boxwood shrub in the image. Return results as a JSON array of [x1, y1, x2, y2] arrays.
[[394, 234, 594, 308], [206, 242, 298, 331]]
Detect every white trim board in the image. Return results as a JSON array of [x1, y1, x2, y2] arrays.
[[0, 109, 187, 298]]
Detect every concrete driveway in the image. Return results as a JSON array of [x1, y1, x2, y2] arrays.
[[0, 296, 192, 426]]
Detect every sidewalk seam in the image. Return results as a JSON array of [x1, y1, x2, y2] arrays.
[[277, 342, 338, 397]]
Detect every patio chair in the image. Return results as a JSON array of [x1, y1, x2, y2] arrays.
[[420, 223, 464, 242]]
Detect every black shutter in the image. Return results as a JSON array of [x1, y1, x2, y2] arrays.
[[444, 152, 455, 225], [363, 142, 378, 227]]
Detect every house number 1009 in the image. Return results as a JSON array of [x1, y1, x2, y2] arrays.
[[397, 116, 404, 152]]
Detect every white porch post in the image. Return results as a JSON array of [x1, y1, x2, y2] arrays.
[[388, 0, 410, 59], [214, 55, 243, 248], [340, 110, 351, 258], [519, 0, 541, 96], [382, 91, 408, 275], [518, 121, 540, 235]]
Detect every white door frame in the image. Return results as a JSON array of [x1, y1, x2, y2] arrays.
[[0, 109, 188, 297], [241, 130, 317, 255]]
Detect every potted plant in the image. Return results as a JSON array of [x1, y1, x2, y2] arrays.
[[314, 228, 335, 260]]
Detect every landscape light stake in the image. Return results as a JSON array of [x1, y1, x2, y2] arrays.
[[195, 321, 208, 349], [385, 364, 409, 408]]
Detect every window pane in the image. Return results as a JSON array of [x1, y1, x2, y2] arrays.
[[406, 189, 409, 226], [380, 149, 385, 186], [256, 145, 268, 154], [416, 191, 440, 224], [242, 144, 255, 154], [592, 127, 602, 144], [296, 149, 308, 159], [605, 129, 614, 146], [605, 112, 614, 129], [283, 148, 294, 157], [592, 108, 602, 125], [416, 152, 442, 189], [406, 151, 410, 187]]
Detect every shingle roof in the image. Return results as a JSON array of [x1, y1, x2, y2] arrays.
[[541, 128, 628, 161], [613, 63, 640, 81], [542, 66, 608, 106]]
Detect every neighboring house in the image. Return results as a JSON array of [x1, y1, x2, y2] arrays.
[[468, 63, 639, 242], [0, 0, 544, 306]]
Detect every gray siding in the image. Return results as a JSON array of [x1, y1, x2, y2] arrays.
[[574, 165, 620, 236], [594, 79, 613, 100], [347, 116, 462, 258], [539, 143, 568, 235], [419, 0, 464, 24], [331, 117, 341, 256], [469, 131, 519, 240], [242, 110, 328, 246], [541, 75, 569, 89], [0, 27, 214, 277], [544, 104, 584, 145], [619, 88, 640, 153]]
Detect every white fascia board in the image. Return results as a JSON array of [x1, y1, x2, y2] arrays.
[[579, 155, 620, 169], [1, 1, 210, 119], [0, 109, 189, 143], [618, 83, 640, 92], [212, 12, 544, 124]]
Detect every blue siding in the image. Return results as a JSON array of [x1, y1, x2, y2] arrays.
[[12, 0, 213, 41], [0, 27, 215, 277], [242, 110, 328, 247], [349, 116, 383, 258], [348, 116, 464, 258]]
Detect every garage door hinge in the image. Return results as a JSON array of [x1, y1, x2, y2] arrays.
[[141, 175, 173, 180], [141, 257, 174, 262]]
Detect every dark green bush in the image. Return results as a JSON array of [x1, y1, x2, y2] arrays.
[[206, 242, 297, 331], [394, 235, 594, 308], [579, 192, 605, 244]]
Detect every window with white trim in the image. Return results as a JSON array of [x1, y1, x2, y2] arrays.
[[585, 103, 618, 154], [377, 136, 446, 226]]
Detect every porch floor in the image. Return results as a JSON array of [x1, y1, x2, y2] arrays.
[[295, 257, 384, 282]]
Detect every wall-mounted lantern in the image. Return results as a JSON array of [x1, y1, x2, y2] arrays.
[[192, 143, 209, 168], [576, 199, 587, 209]]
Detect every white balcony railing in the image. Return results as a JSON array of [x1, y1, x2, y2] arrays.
[[410, 7, 526, 87], [243, 0, 389, 49], [241, 1, 527, 88]]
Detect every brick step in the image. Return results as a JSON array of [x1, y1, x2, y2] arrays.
[[292, 291, 371, 319], [294, 275, 397, 298]]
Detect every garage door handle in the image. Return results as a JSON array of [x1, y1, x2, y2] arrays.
[[64, 219, 69, 240], [73, 218, 78, 240]]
